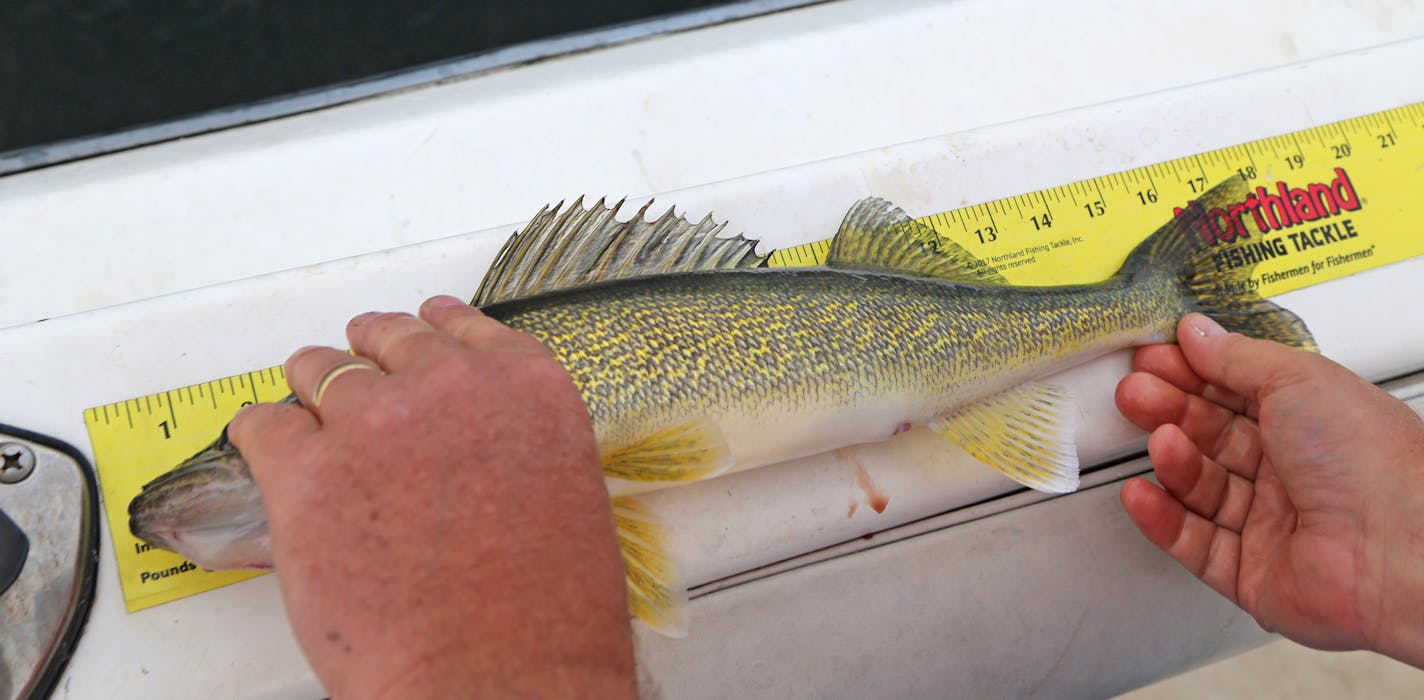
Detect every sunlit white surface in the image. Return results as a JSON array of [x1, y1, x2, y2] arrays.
[[0, 0, 1421, 697]]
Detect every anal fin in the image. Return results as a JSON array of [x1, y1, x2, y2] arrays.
[[613, 497, 688, 637], [601, 418, 732, 483], [930, 382, 1080, 493]]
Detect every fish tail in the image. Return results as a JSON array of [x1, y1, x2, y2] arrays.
[[1119, 176, 1317, 350], [612, 496, 688, 637]]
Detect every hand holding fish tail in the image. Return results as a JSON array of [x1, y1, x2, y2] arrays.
[[1116, 313, 1424, 669], [228, 295, 636, 699]]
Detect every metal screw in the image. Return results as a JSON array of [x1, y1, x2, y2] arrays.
[[0, 442, 35, 484]]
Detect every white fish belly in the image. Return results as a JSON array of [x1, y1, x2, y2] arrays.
[[600, 325, 1163, 500], [604, 392, 943, 498]]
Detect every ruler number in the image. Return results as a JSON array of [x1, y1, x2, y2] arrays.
[[1028, 213, 1052, 230], [1284, 154, 1305, 170], [1135, 189, 1157, 205], [1186, 176, 1207, 193], [1378, 133, 1396, 148], [1236, 165, 1257, 180], [1332, 143, 1352, 159], [158, 420, 172, 439], [1083, 200, 1105, 217], [973, 226, 997, 244]]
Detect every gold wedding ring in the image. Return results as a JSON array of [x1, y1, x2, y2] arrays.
[[311, 358, 382, 408]]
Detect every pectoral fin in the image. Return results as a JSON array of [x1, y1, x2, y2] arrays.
[[601, 418, 733, 483], [930, 382, 1080, 493], [614, 497, 688, 637]]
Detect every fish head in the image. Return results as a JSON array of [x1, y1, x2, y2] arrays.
[[128, 435, 274, 571]]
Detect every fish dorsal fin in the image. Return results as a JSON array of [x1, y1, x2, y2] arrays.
[[826, 198, 1008, 284], [473, 198, 767, 306]]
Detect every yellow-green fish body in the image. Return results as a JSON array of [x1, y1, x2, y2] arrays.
[[489, 267, 1175, 495], [129, 177, 1314, 635]]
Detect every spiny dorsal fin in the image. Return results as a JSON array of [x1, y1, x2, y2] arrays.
[[826, 198, 1008, 284], [473, 198, 767, 306]]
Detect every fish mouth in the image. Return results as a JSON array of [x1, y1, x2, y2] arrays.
[[128, 453, 273, 569], [127, 450, 253, 542]]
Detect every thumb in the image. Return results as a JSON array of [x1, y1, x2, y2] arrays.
[[1175, 313, 1312, 416]]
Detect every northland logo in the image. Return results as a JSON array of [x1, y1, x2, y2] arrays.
[[1174, 168, 1361, 245]]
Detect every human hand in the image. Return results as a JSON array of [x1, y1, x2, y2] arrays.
[[1116, 313, 1424, 667], [228, 296, 635, 699]]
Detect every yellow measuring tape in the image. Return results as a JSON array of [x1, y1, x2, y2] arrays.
[[87, 102, 1424, 613], [85, 369, 292, 610]]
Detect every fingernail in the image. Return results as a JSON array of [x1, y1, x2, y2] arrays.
[[1187, 313, 1226, 337], [425, 295, 465, 310], [350, 311, 380, 327]]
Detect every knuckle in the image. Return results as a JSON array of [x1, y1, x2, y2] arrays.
[[357, 394, 418, 432]]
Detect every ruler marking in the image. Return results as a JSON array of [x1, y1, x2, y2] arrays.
[[123, 400, 134, 430], [249, 375, 260, 406], [165, 391, 178, 430], [1192, 154, 1208, 181]]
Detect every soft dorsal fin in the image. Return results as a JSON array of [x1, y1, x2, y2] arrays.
[[473, 198, 767, 306], [826, 197, 1008, 284]]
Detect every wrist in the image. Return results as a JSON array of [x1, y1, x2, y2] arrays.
[[360, 635, 637, 700], [1363, 419, 1424, 668], [1366, 517, 1424, 668], [322, 578, 637, 699]]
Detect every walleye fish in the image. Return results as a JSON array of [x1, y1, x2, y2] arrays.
[[129, 176, 1314, 635]]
